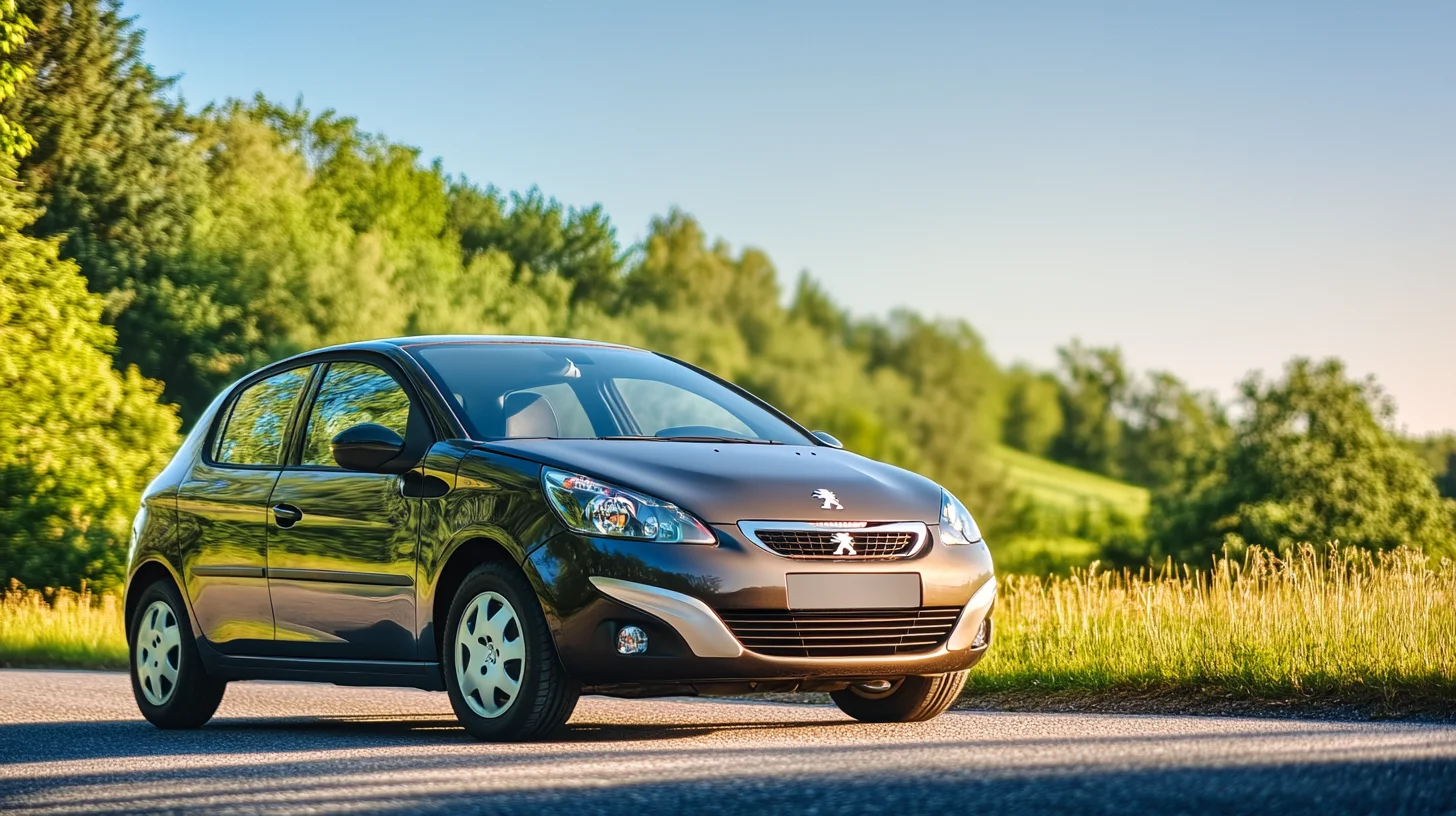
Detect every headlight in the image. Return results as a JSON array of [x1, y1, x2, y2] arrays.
[[543, 469, 716, 544], [940, 489, 983, 545]]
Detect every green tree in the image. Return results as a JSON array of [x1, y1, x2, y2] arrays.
[[449, 184, 624, 306], [1001, 364, 1064, 457], [1148, 358, 1456, 562], [0, 1, 179, 589], [1119, 371, 1228, 490], [6, 0, 208, 375], [1406, 432, 1456, 500], [1049, 341, 1128, 477]]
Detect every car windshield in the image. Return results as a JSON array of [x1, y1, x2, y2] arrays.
[[408, 342, 814, 445]]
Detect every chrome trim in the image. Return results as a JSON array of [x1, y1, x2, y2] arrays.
[[736, 520, 930, 560], [588, 577, 744, 658], [946, 575, 998, 651]]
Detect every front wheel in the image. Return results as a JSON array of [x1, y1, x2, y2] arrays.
[[443, 561, 579, 741], [128, 580, 226, 728], [830, 671, 968, 723]]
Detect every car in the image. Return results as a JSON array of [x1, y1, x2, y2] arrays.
[[123, 336, 997, 741]]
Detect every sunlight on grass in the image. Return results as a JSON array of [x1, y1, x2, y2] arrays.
[[0, 581, 127, 669], [974, 544, 1456, 701]]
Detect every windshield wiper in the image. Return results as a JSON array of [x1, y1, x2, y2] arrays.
[[596, 435, 781, 444]]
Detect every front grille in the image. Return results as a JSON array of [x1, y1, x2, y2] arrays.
[[753, 530, 916, 558], [719, 607, 961, 657]]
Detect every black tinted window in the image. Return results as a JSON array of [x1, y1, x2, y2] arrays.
[[215, 367, 310, 466], [411, 343, 811, 444], [301, 362, 412, 466]]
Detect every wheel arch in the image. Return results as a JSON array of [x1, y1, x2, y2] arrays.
[[124, 558, 190, 642], [426, 531, 558, 661]]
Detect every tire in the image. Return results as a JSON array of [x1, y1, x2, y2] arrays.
[[443, 561, 579, 741], [128, 579, 226, 729], [830, 671, 968, 723]]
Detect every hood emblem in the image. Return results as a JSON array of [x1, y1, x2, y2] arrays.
[[812, 489, 843, 510], [830, 532, 857, 556]]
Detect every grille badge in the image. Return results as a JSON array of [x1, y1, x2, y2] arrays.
[[737, 521, 929, 559], [830, 532, 857, 556]]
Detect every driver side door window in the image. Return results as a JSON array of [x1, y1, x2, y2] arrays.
[[265, 360, 420, 660], [301, 362, 412, 467]]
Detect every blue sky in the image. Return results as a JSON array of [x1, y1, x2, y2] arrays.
[[125, 1, 1454, 433]]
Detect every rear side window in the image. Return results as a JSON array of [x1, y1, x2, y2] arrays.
[[214, 367, 311, 466], [300, 362, 412, 467]]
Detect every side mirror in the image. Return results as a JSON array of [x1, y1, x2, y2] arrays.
[[331, 423, 407, 472], [811, 430, 844, 449]]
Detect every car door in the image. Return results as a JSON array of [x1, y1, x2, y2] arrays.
[[176, 365, 313, 653], [265, 359, 425, 660]]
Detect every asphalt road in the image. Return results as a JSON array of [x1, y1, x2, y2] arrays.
[[1, 671, 1454, 815]]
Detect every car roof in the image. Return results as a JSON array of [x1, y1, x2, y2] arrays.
[[248, 335, 646, 382], [287, 335, 645, 357], [381, 335, 642, 351]]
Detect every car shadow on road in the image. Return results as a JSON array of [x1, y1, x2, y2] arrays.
[[0, 714, 864, 764], [2, 732, 1455, 815]]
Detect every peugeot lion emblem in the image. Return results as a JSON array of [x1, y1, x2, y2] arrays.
[[812, 488, 843, 510], [830, 531, 857, 556]]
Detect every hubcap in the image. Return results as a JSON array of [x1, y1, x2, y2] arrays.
[[455, 591, 526, 718], [136, 600, 181, 706]]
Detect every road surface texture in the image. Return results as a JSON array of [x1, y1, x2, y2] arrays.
[[0, 670, 1453, 815]]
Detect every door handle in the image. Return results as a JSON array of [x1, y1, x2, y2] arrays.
[[271, 503, 304, 528]]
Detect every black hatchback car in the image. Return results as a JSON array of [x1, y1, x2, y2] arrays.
[[124, 336, 996, 740]]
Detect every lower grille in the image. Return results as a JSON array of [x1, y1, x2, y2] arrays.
[[719, 607, 961, 657], [754, 530, 915, 558]]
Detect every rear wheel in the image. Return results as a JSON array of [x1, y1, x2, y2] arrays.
[[443, 561, 579, 741], [128, 580, 226, 728], [830, 671, 968, 723]]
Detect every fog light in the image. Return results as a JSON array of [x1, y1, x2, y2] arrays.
[[616, 625, 648, 654], [971, 618, 991, 649]]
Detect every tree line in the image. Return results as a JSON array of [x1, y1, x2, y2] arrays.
[[1, 0, 1451, 590]]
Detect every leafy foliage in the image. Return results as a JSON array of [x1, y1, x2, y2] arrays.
[[0, 165, 180, 589], [1148, 359, 1456, 562], [2, 0, 1451, 591]]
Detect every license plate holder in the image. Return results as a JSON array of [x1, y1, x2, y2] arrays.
[[785, 573, 922, 610]]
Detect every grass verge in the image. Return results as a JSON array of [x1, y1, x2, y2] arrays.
[[966, 544, 1456, 719], [3, 545, 1453, 720], [0, 581, 127, 669]]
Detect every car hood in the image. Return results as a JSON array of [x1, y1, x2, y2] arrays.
[[479, 439, 943, 524]]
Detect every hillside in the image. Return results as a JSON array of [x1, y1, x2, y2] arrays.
[[988, 445, 1150, 518]]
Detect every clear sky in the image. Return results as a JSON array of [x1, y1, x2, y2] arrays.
[[124, 0, 1454, 433]]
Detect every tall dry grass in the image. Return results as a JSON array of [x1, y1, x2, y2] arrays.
[[973, 544, 1456, 704], [0, 580, 127, 669]]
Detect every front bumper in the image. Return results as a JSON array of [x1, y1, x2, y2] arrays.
[[526, 522, 996, 690]]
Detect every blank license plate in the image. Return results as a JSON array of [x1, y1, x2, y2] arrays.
[[786, 573, 922, 610]]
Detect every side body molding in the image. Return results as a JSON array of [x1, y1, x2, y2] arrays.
[[589, 577, 744, 658]]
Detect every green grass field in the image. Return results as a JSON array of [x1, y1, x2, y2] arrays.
[[988, 444, 1150, 518], [5, 545, 1452, 718]]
